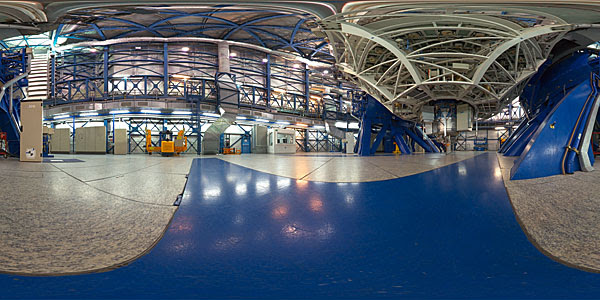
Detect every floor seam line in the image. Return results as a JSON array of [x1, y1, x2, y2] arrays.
[[364, 159, 401, 178], [81, 161, 166, 183], [298, 157, 337, 180], [48, 164, 174, 208]]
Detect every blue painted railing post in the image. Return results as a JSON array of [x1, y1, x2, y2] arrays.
[[163, 43, 169, 97], [103, 46, 108, 98], [266, 54, 271, 109]]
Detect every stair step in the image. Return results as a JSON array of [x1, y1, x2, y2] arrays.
[[28, 86, 47, 91], [28, 78, 48, 83], [28, 91, 48, 96]]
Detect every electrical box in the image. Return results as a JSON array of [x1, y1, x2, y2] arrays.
[[241, 135, 251, 153], [50, 128, 71, 153], [75, 126, 106, 153], [457, 104, 473, 131], [251, 125, 268, 153], [114, 129, 127, 155], [20, 100, 42, 162], [345, 132, 355, 154]]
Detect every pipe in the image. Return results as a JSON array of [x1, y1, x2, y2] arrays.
[[0, 24, 39, 30]]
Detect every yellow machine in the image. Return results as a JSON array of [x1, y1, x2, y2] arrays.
[[146, 130, 188, 156]]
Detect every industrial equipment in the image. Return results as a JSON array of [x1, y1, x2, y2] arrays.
[[42, 127, 53, 158], [146, 129, 187, 156], [0, 132, 9, 159]]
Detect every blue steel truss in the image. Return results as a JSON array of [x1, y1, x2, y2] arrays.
[[55, 7, 334, 62]]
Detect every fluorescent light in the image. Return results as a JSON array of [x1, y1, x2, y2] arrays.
[[276, 121, 290, 125], [54, 115, 71, 120], [172, 111, 192, 115], [172, 74, 190, 80], [135, 46, 142, 50], [335, 121, 348, 128], [255, 119, 269, 123], [293, 64, 300, 69], [323, 70, 329, 75], [79, 112, 98, 117], [296, 123, 308, 127], [181, 47, 190, 52], [495, 127, 506, 130], [230, 52, 237, 57], [349, 122, 360, 129], [141, 110, 159, 114], [313, 125, 325, 129], [89, 48, 97, 53], [262, 58, 268, 63], [110, 110, 130, 114], [236, 116, 247, 120], [203, 112, 221, 118]]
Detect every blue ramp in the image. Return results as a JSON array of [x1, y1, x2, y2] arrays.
[[2, 154, 600, 298]]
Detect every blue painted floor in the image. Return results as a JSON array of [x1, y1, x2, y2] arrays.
[[2, 153, 600, 298]]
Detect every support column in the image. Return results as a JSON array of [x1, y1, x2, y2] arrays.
[[163, 43, 169, 97], [218, 42, 230, 73], [266, 54, 271, 109], [103, 46, 109, 98]]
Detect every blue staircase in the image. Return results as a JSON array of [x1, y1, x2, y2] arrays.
[[0, 48, 29, 156], [505, 50, 600, 180]]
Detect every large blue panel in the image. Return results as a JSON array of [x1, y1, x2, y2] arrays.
[[2, 155, 600, 298], [511, 76, 597, 180]]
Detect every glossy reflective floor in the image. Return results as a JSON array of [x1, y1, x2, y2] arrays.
[[2, 153, 600, 298]]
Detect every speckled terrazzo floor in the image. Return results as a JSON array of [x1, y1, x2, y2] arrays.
[[498, 153, 600, 272], [218, 151, 483, 182], [0, 154, 195, 275]]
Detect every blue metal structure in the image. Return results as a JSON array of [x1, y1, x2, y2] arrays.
[[54, 7, 334, 63], [354, 94, 439, 156], [4, 154, 600, 298], [46, 42, 356, 122], [503, 50, 600, 180], [0, 48, 28, 156]]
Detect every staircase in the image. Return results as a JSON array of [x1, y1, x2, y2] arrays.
[[325, 120, 346, 140], [26, 55, 49, 100], [201, 112, 236, 154]]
